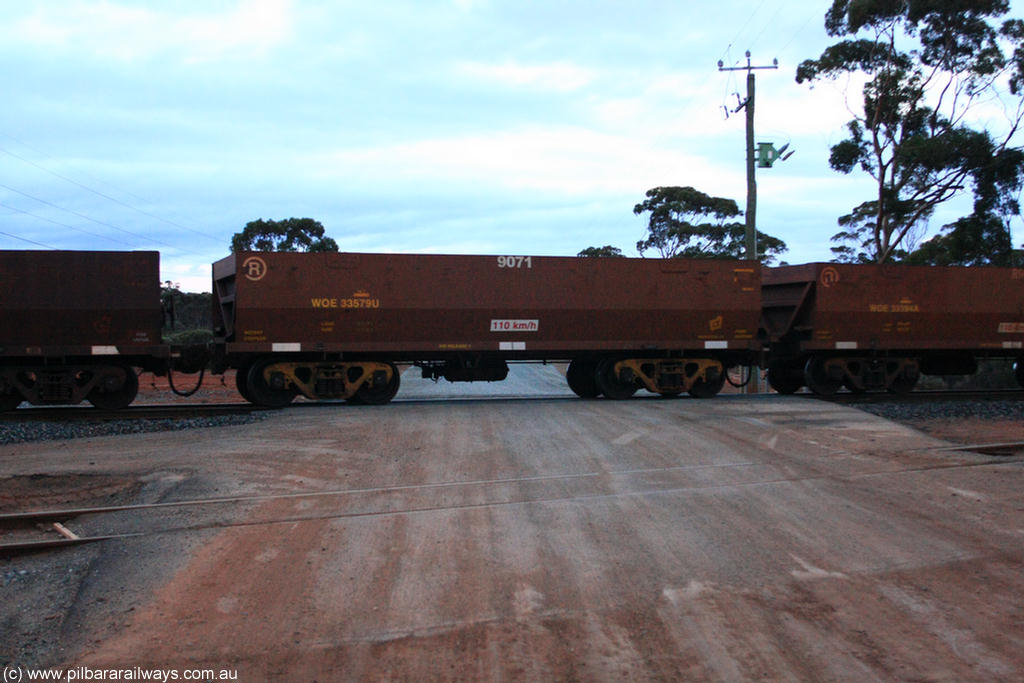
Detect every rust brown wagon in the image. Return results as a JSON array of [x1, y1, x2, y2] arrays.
[[0, 250, 167, 409], [212, 252, 763, 406], [762, 263, 1024, 394]]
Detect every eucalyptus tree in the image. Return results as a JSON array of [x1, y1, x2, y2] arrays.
[[230, 217, 339, 253], [577, 245, 625, 257], [632, 186, 787, 263], [796, 0, 1024, 263]]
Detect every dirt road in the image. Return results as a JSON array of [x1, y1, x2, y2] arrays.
[[2, 371, 1022, 681]]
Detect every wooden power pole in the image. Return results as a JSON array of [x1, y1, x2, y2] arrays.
[[719, 52, 778, 393], [718, 51, 777, 261]]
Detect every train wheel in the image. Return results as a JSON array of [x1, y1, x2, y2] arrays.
[[842, 377, 866, 394], [87, 366, 139, 409], [887, 372, 918, 394], [767, 363, 803, 395], [595, 357, 637, 400], [688, 368, 725, 398], [234, 362, 255, 403], [804, 357, 841, 396], [246, 359, 297, 408], [354, 364, 401, 405], [0, 390, 21, 412], [566, 359, 600, 398]]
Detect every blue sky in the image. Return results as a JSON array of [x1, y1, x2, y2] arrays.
[[1, 1, 1020, 291]]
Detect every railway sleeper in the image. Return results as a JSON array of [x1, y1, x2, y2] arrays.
[[0, 364, 139, 410], [251, 360, 399, 405], [611, 358, 726, 398]]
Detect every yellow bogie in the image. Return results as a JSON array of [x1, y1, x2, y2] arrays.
[[615, 358, 725, 397], [256, 360, 398, 402]]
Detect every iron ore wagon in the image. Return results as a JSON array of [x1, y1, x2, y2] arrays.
[[762, 262, 1024, 394], [0, 250, 167, 410], [212, 252, 763, 406]]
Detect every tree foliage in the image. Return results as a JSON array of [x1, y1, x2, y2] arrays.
[[796, 0, 1024, 263], [577, 245, 625, 258], [230, 217, 339, 253], [904, 214, 1016, 266], [632, 186, 787, 263], [161, 282, 212, 344]]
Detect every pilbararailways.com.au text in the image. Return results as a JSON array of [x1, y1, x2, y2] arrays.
[[4, 667, 238, 682]]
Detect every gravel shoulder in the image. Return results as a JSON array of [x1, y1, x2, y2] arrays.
[[856, 398, 1024, 448]]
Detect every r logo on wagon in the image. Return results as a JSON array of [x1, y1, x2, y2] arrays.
[[820, 266, 841, 288], [242, 256, 267, 281], [490, 319, 539, 332]]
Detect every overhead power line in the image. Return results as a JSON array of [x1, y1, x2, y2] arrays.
[[0, 182, 202, 255], [748, 4, 788, 53], [722, 0, 768, 61], [0, 201, 136, 247], [0, 143, 222, 243], [779, 8, 823, 54], [0, 229, 58, 249], [0, 132, 221, 242]]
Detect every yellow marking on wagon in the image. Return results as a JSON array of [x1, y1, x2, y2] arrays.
[[870, 301, 921, 313], [341, 297, 380, 308], [311, 294, 381, 308]]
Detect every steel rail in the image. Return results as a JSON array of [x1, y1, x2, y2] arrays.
[[2, 453, 1021, 556]]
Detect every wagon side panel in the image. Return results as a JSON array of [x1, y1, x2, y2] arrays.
[[224, 252, 762, 357], [0, 250, 162, 355]]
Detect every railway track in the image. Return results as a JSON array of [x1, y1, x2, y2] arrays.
[[0, 398, 577, 425], [2, 389, 1020, 448], [3, 450, 1022, 556], [3, 388, 1022, 422], [1, 402, 265, 422], [809, 388, 1024, 404]]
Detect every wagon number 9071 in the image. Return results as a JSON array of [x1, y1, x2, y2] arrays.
[[497, 255, 532, 269]]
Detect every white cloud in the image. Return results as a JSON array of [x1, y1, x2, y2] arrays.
[[13, 1, 984, 268], [321, 125, 738, 197], [6, 0, 294, 63], [456, 61, 595, 92], [452, 0, 486, 10]]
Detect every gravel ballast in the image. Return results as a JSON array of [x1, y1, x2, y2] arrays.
[[0, 414, 268, 445], [3, 396, 1022, 446], [855, 398, 1024, 423]]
